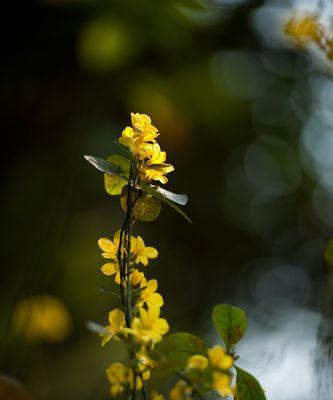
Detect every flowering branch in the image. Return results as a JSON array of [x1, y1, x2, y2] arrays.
[[85, 112, 266, 400]]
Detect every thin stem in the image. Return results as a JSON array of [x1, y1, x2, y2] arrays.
[[117, 223, 127, 307], [141, 380, 150, 400], [125, 162, 134, 327]]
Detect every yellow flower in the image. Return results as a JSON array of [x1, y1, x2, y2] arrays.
[[137, 278, 164, 308], [119, 113, 159, 159], [187, 355, 209, 370], [139, 143, 174, 184], [131, 113, 158, 137], [101, 261, 121, 285], [98, 231, 121, 260], [106, 362, 127, 397], [137, 346, 156, 371], [284, 15, 322, 46], [208, 346, 233, 370], [169, 380, 192, 400], [130, 269, 145, 286], [150, 390, 164, 400], [131, 306, 169, 345], [212, 371, 234, 397], [101, 308, 126, 346], [98, 230, 136, 258], [133, 236, 158, 266], [106, 362, 150, 396], [12, 295, 72, 343]]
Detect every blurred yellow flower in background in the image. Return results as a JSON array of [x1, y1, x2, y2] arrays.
[[106, 362, 127, 397], [212, 371, 233, 397], [208, 346, 234, 370], [12, 295, 72, 343], [169, 380, 192, 400], [284, 15, 322, 46], [187, 354, 209, 370]]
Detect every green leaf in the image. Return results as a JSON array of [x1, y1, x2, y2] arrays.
[[155, 187, 188, 205], [212, 304, 247, 352], [142, 184, 192, 223], [151, 332, 207, 377], [84, 155, 128, 180], [133, 195, 161, 221], [104, 155, 130, 195], [235, 367, 266, 400]]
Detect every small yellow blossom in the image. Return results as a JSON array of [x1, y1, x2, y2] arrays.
[[133, 236, 158, 266], [98, 231, 121, 259], [187, 355, 209, 370], [130, 269, 145, 286], [169, 380, 192, 400], [12, 295, 72, 343], [135, 347, 156, 382], [150, 390, 164, 400], [131, 113, 158, 136], [119, 113, 159, 159], [101, 261, 121, 284], [106, 363, 127, 397], [101, 308, 126, 346], [208, 346, 233, 370], [137, 346, 156, 370], [284, 15, 322, 46], [106, 362, 150, 397], [99, 231, 157, 268], [212, 371, 234, 397], [131, 306, 169, 345], [139, 143, 174, 184], [137, 278, 164, 308]]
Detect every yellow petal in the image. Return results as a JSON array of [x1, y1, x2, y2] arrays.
[[144, 247, 158, 259], [101, 263, 118, 276], [109, 308, 125, 329], [98, 237, 115, 253], [147, 293, 164, 307]]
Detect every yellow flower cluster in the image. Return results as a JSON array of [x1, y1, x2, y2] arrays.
[[169, 346, 234, 400], [98, 230, 168, 395], [119, 113, 174, 184], [98, 230, 158, 284], [284, 14, 333, 61], [106, 361, 151, 397]]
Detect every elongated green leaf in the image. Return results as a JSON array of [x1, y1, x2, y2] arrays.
[[235, 367, 266, 400], [151, 332, 207, 377], [212, 304, 247, 352], [155, 187, 188, 205], [84, 155, 127, 180], [142, 184, 192, 223]]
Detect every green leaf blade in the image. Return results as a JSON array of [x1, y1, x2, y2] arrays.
[[150, 332, 207, 377], [104, 154, 130, 195], [235, 367, 266, 400], [212, 304, 247, 352], [142, 184, 192, 223], [84, 155, 127, 180], [156, 187, 188, 205]]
